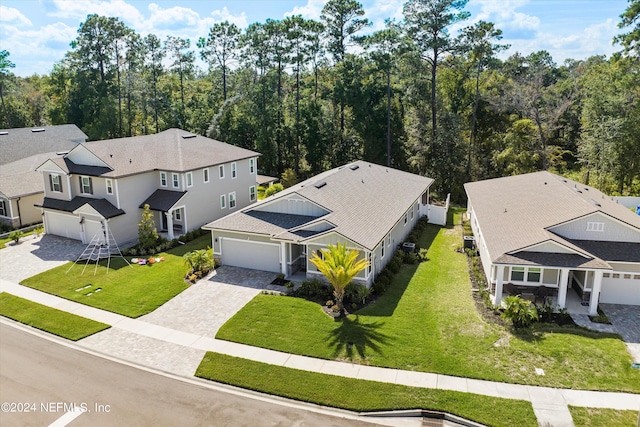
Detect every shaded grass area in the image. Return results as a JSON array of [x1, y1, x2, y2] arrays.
[[195, 352, 537, 427], [0, 293, 109, 340], [569, 406, 639, 427], [217, 208, 640, 392], [20, 235, 210, 318]]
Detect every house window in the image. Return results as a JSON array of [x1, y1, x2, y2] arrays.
[[203, 168, 209, 183], [368, 252, 372, 274], [586, 222, 604, 232], [172, 173, 179, 188], [219, 165, 225, 179], [186, 172, 193, 188], [381, 242, 385, 259], [387, 235, 390, 247], [624, 274, 632, 279], [50, 174, 62, 192], [80, 176, 93, 194], [612, 273, 620, 279], [0, 199, 7, 217], [220, 194, 226, 209], [411, 209, 414, 220], [527, 268, 541, 283], [106, 179, 113, 195], [316, 249, 324, 260], [229, 192, 236, 209], [404, 213, 408, 226], [173, 209, 182, 221], [603, 273, 610, 278], [231, 162, 237, 179], [249, 186, 256, 202], [160, 171, 167, 187], [249, 158, 255, 174], [511, 266, 525, 281]]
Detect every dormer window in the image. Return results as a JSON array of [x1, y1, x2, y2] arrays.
[[49, 174, 62, 192], [80, 176, 93, 194], [586, 222, 604, 232]]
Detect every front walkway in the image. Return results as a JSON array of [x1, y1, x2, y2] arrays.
[[1, 279, 639, 427]]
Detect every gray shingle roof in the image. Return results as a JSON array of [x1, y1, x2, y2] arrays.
[[464, 171, 640, 267], [139, 190, 187, 211], [54, 128, 259, 178], [0, 124, 87, 165], [0, 152, 62, 199], [205, 161, 434, 250], [570, 240, 640, 263], [495, 252, 610, 269], [39, 197, 125, 219]]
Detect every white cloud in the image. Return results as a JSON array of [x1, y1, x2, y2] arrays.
[[49, 0, 145, 26], [209, 6, 247, 27], [284, 0, 326, 20], [0, 5, 33, 26]]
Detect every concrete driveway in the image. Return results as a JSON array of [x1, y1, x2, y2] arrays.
[[140, 266, 286, 337], [0, 234, 86, 282], [601, 304, 640, 363]]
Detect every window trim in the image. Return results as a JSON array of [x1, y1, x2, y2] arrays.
[[249, 185, 256, 202], [106, 179, 113, 195], [160, 171, 167, 187], [510, 266, 525, 282], [50, 174, 62, 193], [0, 199, 7, 217], [219, 165, 225, 179], [527, 267, 541, 283], [173, 208, 182, 221], [229, 191, 236, 209], [203, 168, 210, 183], [220, 194, 226, 209], [231, 162, 237, 179], [172, 173, 179, 188], [186, 171, 193, 188], [80, 176, 93, 195]]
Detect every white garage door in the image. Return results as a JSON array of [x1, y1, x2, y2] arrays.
[[221, 238, 281, 273], [83, 220, 104, 245], [45, 212, 82, 241], [600, 274, 640, 305]]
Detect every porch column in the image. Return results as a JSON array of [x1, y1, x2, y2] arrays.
[[494, 264, 505, 307], [589, 270, 603, 316], [558, 268, 570, 309], [280, 242, 287, 276], [165, 211, 174, 240]]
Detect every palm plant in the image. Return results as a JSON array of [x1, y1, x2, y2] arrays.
[[501, 296, 538, 329], [309, 243, 369, 314], [183, 248, 214, 274]]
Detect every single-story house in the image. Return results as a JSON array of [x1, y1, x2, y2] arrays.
[[464, 171, 640, 315], [203, 161, 434, 286], [35, 128, 261, 245], [0, 124, 87, 228]]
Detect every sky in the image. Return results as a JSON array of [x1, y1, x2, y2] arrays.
[[0, 0, 630, 77]]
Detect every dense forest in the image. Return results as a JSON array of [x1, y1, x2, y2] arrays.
[[0, 0, 638, 201]]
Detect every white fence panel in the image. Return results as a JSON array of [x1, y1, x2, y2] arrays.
[[427, 193, 450, 226]]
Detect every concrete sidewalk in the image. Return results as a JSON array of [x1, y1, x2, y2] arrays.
[[2, 280, 639, 427]]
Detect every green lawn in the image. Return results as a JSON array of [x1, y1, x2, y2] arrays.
[[20, 235, 210, 318], [0, 293, 110, 340], [196, 352, 537, 427], [217, 211, 640, 392], [570, 406, 639, 427]]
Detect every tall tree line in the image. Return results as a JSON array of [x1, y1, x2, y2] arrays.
[[1, 0, 638, 198]]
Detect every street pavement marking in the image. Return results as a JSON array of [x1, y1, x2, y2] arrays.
[[48, 409, 85, 427]]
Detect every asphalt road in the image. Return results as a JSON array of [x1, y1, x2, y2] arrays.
[[0, 323, 387, 427]]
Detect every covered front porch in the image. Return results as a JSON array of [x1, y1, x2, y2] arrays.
[[489, 263, 605, 316], [139, 189, 187, 240]]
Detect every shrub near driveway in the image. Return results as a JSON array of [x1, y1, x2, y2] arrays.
[[217, 219, 640, 392], [20, 235, 211, 318]]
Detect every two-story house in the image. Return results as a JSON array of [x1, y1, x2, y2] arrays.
[[36, 129, 260, 245]]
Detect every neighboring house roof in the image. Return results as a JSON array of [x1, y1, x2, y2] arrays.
[[0, 152, 62, 199], [205, 161, 434, 250], [0, 124, 87, 165], [464, 171, 640, 268], [43, 128, 260, 178], [38, 197, 125, 219], [257, 175, 278, 186], [139, 190, 187, 211]]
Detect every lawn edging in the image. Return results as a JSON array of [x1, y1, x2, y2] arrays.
[[195, 351, 537, 427], [0, 293, 110, 340]]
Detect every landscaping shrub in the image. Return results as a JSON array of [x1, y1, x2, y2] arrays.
[[372, 275, 389, 294], [294, 278, 329, 300], [418, 248, 429, 262], [264, 183, 284, 198], [501, 296, 538, 329], [9, 230, 24, 244], [403, 252, 418, 264]]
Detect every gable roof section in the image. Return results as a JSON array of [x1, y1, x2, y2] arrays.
[[464, 171, 640, 266], [39, 197, 125, 219], [0, 124, 87, 165], [205, 161, 434, 250], [60, 128, 260, 178], [139, 189, 187, 211], [0, 152, 62, 199]]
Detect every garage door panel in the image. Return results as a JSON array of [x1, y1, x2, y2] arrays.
[[84, 220, 104, 244], [221, 238, 280, 273], [45, 212, 82, 241], [600, 276, 640, 305]]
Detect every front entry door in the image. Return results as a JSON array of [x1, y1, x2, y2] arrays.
[[161, 211, 168, 231]]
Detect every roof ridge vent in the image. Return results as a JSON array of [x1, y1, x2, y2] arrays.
[[181, 133, 197, 139], [314, 181, 327, 189], [31, 128, 45, 132], [0, 131, 8, 135], [589, 198, 601, 207], [350, 164, 359, 170]]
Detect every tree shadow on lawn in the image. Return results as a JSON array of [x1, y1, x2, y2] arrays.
[[327, 315, 392, 360]]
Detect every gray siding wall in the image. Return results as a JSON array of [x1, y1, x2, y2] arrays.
[[551, 213, 640, 243], [110, 172, 157, 244]]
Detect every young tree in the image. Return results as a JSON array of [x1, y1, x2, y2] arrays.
[[309, 243, 369, 314], [138, 204, 159, 251]]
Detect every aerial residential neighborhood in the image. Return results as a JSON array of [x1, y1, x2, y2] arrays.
[[1, 1, 639, 427]]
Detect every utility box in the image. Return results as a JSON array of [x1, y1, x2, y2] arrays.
[[463, 235, 475, 250]]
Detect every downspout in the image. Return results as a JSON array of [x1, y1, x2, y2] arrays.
[[16, 197, 22, 228]]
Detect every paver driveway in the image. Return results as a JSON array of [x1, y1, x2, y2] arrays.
[[601, 304, 640, 363], [0, 234, 86, 282], [140, 266, 285, 337]]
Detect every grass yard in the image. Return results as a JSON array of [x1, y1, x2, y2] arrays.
[[0, 293, 110, 340], [569, 406, 639, 427], [20, 235, 210, 318], [217, 209, 640, 392], [195, 352, 537, 427]]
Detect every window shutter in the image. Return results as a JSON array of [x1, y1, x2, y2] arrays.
[[59, 177, 63, 193], [49, 174, 53, 191], [89, 177, 93, 194], [79, 176, 82, 191]]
